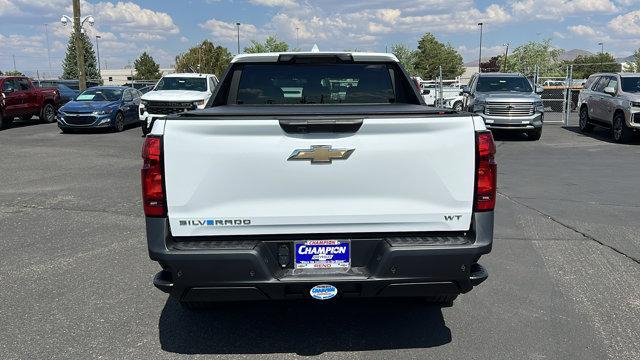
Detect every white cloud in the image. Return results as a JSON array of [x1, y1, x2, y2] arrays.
[[0, 0, 20, 16], [512, 0, 618, 20], [608, 10, 640, 35], [200, 18, 259, 42], [249, 0, 298, 7]]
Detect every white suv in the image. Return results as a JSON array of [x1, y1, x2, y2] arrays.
[[139, 73, 218, 135]]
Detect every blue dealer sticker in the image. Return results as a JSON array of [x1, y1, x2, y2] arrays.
[[310, 284, 338, 300], [294, 240, 350, 269]]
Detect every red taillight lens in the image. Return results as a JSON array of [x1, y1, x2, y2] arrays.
[[475, 131, 497, 212], [141, 136, 165, 217]]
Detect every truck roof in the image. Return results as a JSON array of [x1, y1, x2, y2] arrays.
[[232, 52, 399, 64], [162, 73, 214, 78]]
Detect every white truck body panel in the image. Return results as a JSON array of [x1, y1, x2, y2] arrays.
[[163, 116, 476, 237]]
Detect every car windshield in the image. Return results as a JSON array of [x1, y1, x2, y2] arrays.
[[155, 77, 207, 92], [236, 63, 404, 105], [476, 76, 533, 93], [621, 77, 640, 93], [76, 88, 122, 101]]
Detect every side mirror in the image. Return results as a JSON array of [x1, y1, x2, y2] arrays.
[[462, 86, 470, 95], [535, 85, 544, 94], [603, 87, 616, 96]]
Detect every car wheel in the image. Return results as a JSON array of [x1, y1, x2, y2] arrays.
[[113, 112, 125, 132], [612, 113, 632, 144], [453, 101, 463, 112], [579, 107, 594, 133], [527, 127, 542, 141], [40, 103, 56, 123]]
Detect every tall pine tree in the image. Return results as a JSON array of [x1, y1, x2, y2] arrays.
[[61, 31, 100, 81]]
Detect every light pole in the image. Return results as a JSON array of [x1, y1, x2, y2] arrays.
[[236, 22, 241, 55], [296, 27, 299, 49], [502, 43, 510, 72], [61, 1, 95, 91], [478, 22, 483, 73], [95, 35, 101, 76], [598, 42, 604, 70], [598, 42, 604, 54]]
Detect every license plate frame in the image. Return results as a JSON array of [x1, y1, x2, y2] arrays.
[[294, 240, 351, 270]]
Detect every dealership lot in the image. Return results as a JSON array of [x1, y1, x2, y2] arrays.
[[0, 121, 639, 359]]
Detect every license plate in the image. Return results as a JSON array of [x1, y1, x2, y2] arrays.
[[294, 240, 350, 269]]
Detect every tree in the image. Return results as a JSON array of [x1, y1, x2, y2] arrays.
[[480, 56, 501, 73], [570, 53, 621, 79], [134, 52, 163, 80], [244, 35, 289, 53], [3, 70, 23, 76], [501, 39, 562, 77], [391, 44, 418, 75], [61, 31, 100, 80], [414, 33, 464, 79], [175, 40, 232, 77]]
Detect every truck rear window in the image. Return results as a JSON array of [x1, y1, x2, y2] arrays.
[[235, 63, 413, 105]]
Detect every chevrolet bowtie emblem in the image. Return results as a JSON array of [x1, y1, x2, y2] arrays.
[[288, 145, 355, 164]]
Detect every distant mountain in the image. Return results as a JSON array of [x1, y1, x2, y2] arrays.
[[558, 49, 593, 61], [616, 55, 635, 63]]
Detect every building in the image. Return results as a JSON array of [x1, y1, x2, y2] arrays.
[[100, 68, 175, 86]]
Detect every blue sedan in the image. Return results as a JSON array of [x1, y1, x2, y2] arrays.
[[57, 86, 142, 133]]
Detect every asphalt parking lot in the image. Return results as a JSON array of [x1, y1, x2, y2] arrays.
[[1, 119, 639, 359]]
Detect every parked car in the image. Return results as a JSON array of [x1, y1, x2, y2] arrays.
[[578, 73, 640, 143], [57, 86, 142, 133], [143, 51, 495, 308], [35, 79, 102, 91], [0, 76, 60, 129], [139, 73, 218, 135], [463, 72, 544, 140], [444, 94, 464, 111], [35, 82, 79, 105]]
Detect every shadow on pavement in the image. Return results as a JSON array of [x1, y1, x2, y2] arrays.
[[159, 297, 451, 356], [563, 126, 640, 145], [491, 130, 531, 142]]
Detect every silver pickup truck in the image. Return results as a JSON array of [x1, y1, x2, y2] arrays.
[[142, 52, 496, 308], [463, 72, 544, 140]]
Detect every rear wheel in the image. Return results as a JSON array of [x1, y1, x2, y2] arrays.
[[40, 103, 56, 123], [452, 101, 463, 111], [113, 112, 125, 132], [612, 113, 633, 143], [527, 127, 542, 141], [579, 106, 594, 133]]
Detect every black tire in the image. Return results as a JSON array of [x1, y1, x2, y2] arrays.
[[579, 106, 594, 133], [527, 127, 542, 141], [612, 112, 632, 144], [40, 103, 56, 123], [452, 101, 463, 112], [113, 112, 125, 132], [425, 295, 457, 307], [0, 112, 11, 129]]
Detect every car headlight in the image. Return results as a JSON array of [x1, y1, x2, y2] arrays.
[[141, 100, 148, 107], [535, 101, 544, 112], [92, 109, 113, 115]]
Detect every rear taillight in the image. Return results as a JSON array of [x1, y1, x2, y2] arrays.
[[475, 131, 497, 212], [141, 136, 165, 217]]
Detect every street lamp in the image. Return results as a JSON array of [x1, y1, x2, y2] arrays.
[[503, 43, 510, 72], [61, 0, 95, 91], [598, 42, 604, 54], [296, 27, 300, 49], [478, 22, 483, 73], [96, 35, 101, 76], [236, 22, 241, 55], [598, 42, 604, 71]]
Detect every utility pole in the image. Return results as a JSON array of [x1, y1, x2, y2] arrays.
[[13, 54, 17, 72], [95, 35, 101, 76], [45, 24, 53, 77], [477, 22, 483, 73], [296, 27, 299, 49], [236, 22, 241, 55], [72, 0, 87, 91], [503, 43, 510, 72], [598, 42, 604, 71]]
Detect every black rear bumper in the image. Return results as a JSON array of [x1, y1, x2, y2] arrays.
[[146, 212, 493, 302]]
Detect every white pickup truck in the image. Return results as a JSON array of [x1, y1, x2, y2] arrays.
[[142, 52, 496, 307], [138, 73, 218, 135]]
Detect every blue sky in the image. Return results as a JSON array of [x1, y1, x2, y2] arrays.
[[1, 0, 639, 77]]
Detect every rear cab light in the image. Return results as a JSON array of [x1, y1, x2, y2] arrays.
[[141, 136, 165, 216], [475, 131, 497, 212]]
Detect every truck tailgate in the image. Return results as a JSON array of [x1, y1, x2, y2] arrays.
[[163, 116, 475, 237]]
